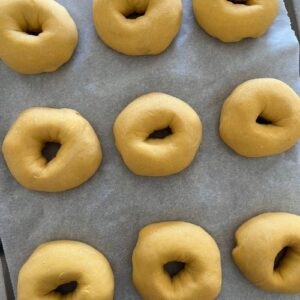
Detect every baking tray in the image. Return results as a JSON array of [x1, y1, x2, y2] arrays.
[[0, 0, 300, 299]]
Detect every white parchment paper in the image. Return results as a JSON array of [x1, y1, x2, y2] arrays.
[[0, 1, 300, 299]]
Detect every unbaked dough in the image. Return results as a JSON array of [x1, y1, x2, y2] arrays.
[[219, 78, 300, 157], [2, 107, 102, 192], [132, 221, 222, 300], [193, 0, 279, 42], [18, 240, 114, 300], [113, 92, 202, 176], [233, 212, 300, 293], [0, 0, 78, 74], [93, 0, 182, 55]]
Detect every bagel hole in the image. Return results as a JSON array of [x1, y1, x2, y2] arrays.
[[42, 142, 61, 162], [164, 261, 185, 278], [147, 127, 173, 140], [256, 116, 272, 125], [126, 11, 145, 19], [228, 0, 250, 4], [274, 247, 290, 271], [54, 281, 78, 295], [25, 27, 42, 36]]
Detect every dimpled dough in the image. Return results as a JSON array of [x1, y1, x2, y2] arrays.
[[113, 93, 202, 176], [233, 213, 300, 293], [93, 0, 182, 55], [2, 107, 102, 192], [18, 240, 114, 300], [193, 0, 279, 42], [0, 0, 78, 74], [132, 221, 222, 300]]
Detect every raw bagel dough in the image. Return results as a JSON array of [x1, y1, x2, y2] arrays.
[[93, 0, 182, 55], [233, 212, 300, 293], [18, 240, 114, 300], [2, 107, 102, 192], [132, 221, 222, 300], [0, 0, 78, 74], [219, 78, 300, 157], [113, 93, 202, 176], [193, 0, 279, 42]]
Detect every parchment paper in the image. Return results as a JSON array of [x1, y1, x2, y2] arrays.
[[0, 0, 300, 299]]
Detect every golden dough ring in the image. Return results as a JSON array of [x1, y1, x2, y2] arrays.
[[93, 0, 182, 55], [233, 212, 300, 294], [2, 107, 102, 192], [0, 0, 78, 74], [193, 0, 279, 42], [18, 240, 114, 300], [132, 221, 222, 300], [219, 78, 300, 157], [113, 93, 202, 176]]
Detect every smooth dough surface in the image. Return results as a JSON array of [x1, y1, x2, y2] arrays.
[[233, 212, 300, 293], [2, 107, 102, 192], [113, 93, 202, 176], [93, 0, 182, 55], [193, 0, 279, 42], [132, 221, 222, 300], [18, 240, 114, 300], [0, 0, 78, 74], [219, 78, 300, 157]]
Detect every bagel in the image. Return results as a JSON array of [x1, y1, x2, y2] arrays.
[[0, 0, 78, 74], [233, 212, 300, 293], [2, 107, 101, 192], [219, 79, 300, 157], [113, 93, 202, 176], [193, 0, 279, 42], [93, 0, 182, 55], [18, 240, 114, 300], [132, 221, 222, 300]]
